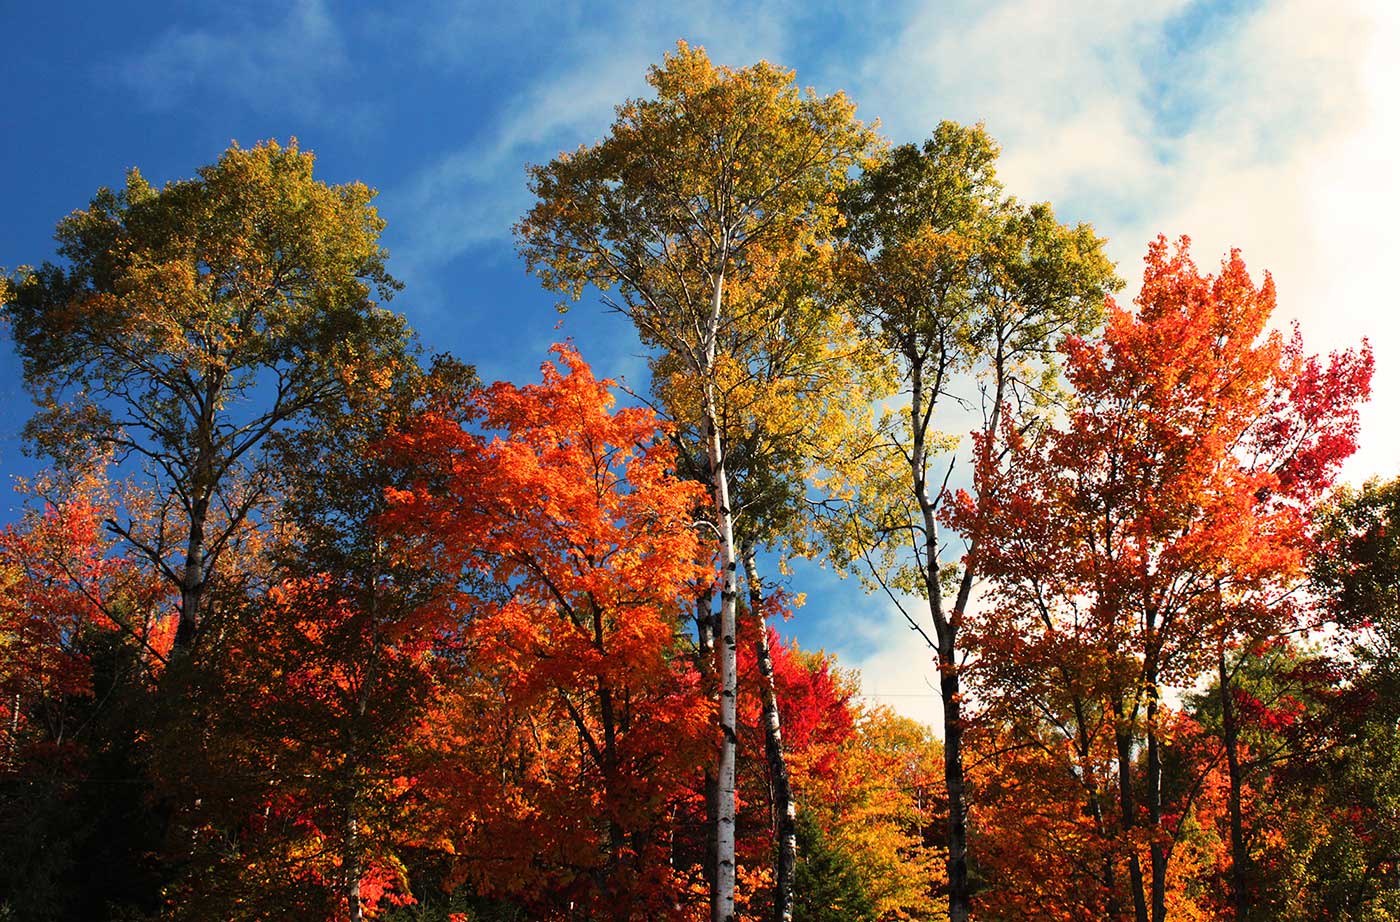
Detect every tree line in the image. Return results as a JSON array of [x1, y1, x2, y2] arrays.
[[0, 41, 1389, 922]]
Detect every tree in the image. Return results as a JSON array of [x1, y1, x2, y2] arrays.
[[4, 140, 410, 655], [516, 42, 878, 922], [154, 354, 476, 922], [1275, 476, 1400, 919], [966, 237, 1372, 922], [735, 632, 946, 922], [0, 470, 170, 920], [382, 346, 714, 921], [828, 121, 1118, 922], [815, 705, 946, 921], [789, 811, 877, 922], [158, 577, 443, 922], [660, 262, 889, 922], [1313, 477, 1400, 645]]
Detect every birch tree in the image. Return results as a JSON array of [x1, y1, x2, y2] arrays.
[[516, 42, 877, 922]]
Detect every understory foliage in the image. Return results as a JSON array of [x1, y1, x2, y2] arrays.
[[0, 45, 1390, 922]]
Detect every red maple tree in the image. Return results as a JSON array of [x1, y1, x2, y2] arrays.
[[961, 236, 1371, 921]]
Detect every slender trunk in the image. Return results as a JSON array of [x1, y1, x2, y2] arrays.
[[742, 543, 796, 922], [696, 585, 717, 664], [908, 352, 973, 922], [175, 492, 209, 651], [1115, 718, 1150, 922], [6, 692, 19, 769], [346, 540, 383, 922], [175, 384, 219, 654], [703, 271, 740, 922], [1220, 649, 1248, 920], [347, 813, 364, 922], [709, 432, 739, 922], [696, 585, 720, 900], [1146, 688, 1166, 922], [595, 600, 625, 875], [1071, 696, 1117, 919], [939, 639, 970, 922]]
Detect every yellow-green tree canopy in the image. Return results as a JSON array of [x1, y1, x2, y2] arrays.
[[4, 140, 412, 651], [516, 43, 882, 922], [516, 41, 878, 373]]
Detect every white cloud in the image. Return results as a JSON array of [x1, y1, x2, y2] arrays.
[[112, 0, 350, 120], [850, 0, 1397, 486], [842, 598, 947, 730], [1122, 0, 1398, 482], [830, 0, 1400, 730], [380, 0, 799, 291]]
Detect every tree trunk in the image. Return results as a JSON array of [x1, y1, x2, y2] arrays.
[[908, 352, 974, 922], [704, 272, 740, 922], [174, 492, 209, 652], [708, 416, 739, 922], [1115, 721, 1150, 922], [696, 585, 717, 663], [742, 542, 796, 922], [6, 692, 19, 769], [695, 585, 720, 900], [347, 813, 364, 922], [939, 639, 971, 922], [1146, 690, 1166, 922], [1071, 697, 1117, 919], [1220, 648, 1248, 920], [174, 385, 222, 654]]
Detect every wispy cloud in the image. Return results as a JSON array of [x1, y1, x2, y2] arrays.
[[829, 0, 1400, 725], [849, 0, 1397, 484], [379, 0, 801, 296], [382, 49, 653, 278], [838, 597, 949, 732], [109, 0, 350, 121]]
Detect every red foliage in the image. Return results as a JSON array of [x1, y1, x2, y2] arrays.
[[960, 236, 1371, 919], [0, 479, 168, 770]]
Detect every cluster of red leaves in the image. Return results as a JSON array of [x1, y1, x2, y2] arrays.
[[959, 236, 1372, 919], [0, 483, 169, 771]]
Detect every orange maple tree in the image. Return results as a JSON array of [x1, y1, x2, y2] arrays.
[[383, 345, 714, 920]]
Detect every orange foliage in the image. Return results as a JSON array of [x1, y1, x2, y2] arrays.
[[384, 345, 714, 920]]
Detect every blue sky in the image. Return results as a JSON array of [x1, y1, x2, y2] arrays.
[[3, 0, 1396, 727]]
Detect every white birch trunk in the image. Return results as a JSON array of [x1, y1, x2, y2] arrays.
[[704, 269, 740, 922]]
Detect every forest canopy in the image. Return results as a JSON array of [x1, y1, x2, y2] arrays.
[[0, 41, 1387, 922]]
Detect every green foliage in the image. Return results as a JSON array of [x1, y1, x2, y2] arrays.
[[1284, 720, 1400, 920], [791, 810, 879, 922], [822, 120, 1120, 596], [6, 139, 405, 463], [1313, 477, 1400, 650]]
